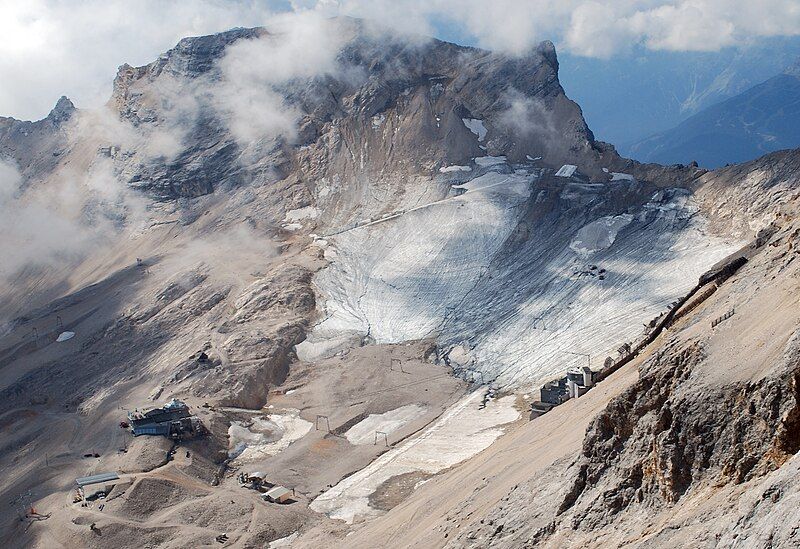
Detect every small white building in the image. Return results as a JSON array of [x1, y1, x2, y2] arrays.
[[555, 164, 578, 178], [567, 378, 578, 399]]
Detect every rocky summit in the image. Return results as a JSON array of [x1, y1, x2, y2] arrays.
[[0, 15, 798, 549]]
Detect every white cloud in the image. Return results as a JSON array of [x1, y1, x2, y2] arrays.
[[0, 0, 279, 120], [1, 0, 800, 119], [496, 91, 557, 140], [323, 0, 800, 56], [212, 11, 351, 146], [0, 159, 101, 282]]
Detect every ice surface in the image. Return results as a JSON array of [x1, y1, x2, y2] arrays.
[[345, 404, 428, 445], [474, 155, 507, 167], [310, 390, 519, 523], [306, 170, 531, 350], [268, 533, 299, 547], [462, 118, 488, 141]]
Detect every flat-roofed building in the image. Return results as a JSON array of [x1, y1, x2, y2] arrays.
[[263, 486, 293, 503]]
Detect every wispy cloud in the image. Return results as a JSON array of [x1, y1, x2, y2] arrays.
[[324, 0, 800, 56], [212, 12, 351, 147], [0, 159, 104, 282]]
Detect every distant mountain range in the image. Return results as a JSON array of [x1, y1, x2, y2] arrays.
[[627, 59, 800, 168], [558, 37, 800, 148]]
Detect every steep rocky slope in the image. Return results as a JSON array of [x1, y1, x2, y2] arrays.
[[0, 18, 633, 547], [0, 16, 724, 398], [101, 18, 615, 202]]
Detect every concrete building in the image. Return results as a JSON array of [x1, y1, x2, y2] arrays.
[[75, 472, 119, 488], [567, 378, 578, 399], [540, 378, 569, 405], [533, 365, 598, 418], [75, 472, 120, 501], [582, 366, 594, 387], [529, 401, 555, 419], [128, 399, 202, 438]]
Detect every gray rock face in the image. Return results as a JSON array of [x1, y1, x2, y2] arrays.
[[97, 18, 617, 200], [563, 336, 800, 524], [0, 18, 680, 209], [0, 96, 74, 181]]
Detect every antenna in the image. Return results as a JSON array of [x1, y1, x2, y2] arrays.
[[563, 351, 591, 369]]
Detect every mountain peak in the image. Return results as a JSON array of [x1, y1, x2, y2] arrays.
[[47, 95, 75, 125]]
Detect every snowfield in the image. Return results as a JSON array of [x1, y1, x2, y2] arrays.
[[299, 166, 532, 359], [570, 214, 634, 256]]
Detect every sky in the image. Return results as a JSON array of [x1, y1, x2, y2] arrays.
[[1, 0, 800, 120]]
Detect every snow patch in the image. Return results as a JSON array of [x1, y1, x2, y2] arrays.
[[474, 155, 507, 167], [345, 404, 428, 445], [56, 331, 75, 342], [570, 214, 634, 256], [228, 409, 312, 462], [268, 532, 299, 547], [462, 118, 487, 141], [310, 390, 519, 523], [555, 164, 578, 177], [611, 172, 635, 181], [439, 165, 472, 173]]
